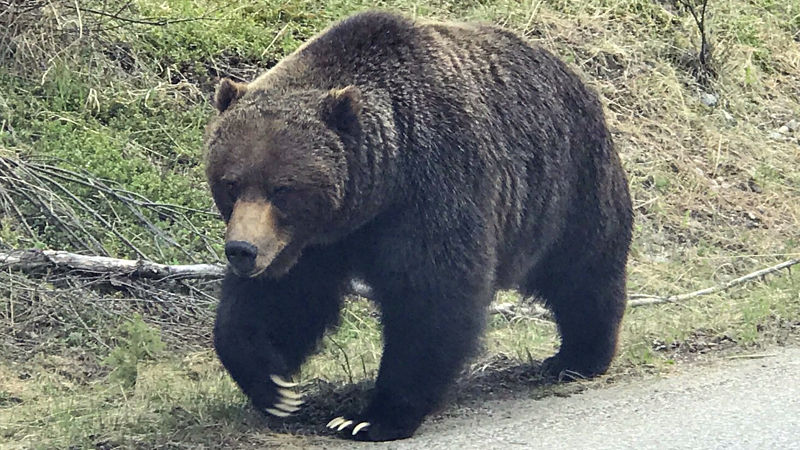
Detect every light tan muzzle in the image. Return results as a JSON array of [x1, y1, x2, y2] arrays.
[[224, 199, 290, 277]]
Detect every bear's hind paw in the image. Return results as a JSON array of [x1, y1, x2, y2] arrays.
[[263, 374, 304, 417]]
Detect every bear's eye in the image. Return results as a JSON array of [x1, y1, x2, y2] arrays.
[[270, 186, 293, 209], [272, 186, 291, 196], [223, 180, 239, 197]]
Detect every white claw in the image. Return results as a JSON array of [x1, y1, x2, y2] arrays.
[[327, 416, 346, 429], [277, 397, 304, 406], [337, 420, 354, 431], [274, 402, 301, 413], [277, 388, 303, 400], [265, 407, 292, 417], [352, 422, 371, 435], [270, 374, 298, 388]]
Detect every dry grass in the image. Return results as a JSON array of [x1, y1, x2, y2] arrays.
[[0, 0, 799, 448]]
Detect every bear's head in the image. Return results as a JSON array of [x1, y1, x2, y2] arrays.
[[204, 78, 362, 278]]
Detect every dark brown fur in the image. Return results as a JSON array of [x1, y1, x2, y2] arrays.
[[205, 11, 633, 442]]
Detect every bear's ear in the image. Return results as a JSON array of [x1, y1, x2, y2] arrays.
[[321, 85, 363, 136], [214, 78, 248, 113]]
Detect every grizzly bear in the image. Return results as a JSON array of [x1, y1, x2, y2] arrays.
[[204, 11, 632, 442]]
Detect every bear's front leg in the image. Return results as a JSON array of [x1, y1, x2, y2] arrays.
[[214, 247, 347, 417], [328, 271, 490, 441]]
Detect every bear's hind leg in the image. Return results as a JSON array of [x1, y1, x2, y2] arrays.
[[214, 247, 347, 416], [532, 267, 627, 379]]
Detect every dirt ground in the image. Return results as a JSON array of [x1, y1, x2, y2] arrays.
[[230, 321, 800, 449], [327, 345, 800, 450]]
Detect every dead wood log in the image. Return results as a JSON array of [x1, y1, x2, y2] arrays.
[[2, 249, 797, 320], [0, 249, 224, 279]]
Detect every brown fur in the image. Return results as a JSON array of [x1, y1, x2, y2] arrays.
[[213, 78, 248, 112], [205, 11, 633, 442], [225, 199, 290, 277]]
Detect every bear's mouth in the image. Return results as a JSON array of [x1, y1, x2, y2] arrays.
[[250, 266, 268, 277], [233, 264, 268, 279]]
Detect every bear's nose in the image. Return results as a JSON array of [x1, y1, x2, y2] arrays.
[[225, 240, 258, 274]]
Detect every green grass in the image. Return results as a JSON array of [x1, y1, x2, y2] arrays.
[[2, 276, 797, 448], [1, 0, 799, 447]]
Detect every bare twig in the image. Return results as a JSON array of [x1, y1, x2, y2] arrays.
[[673, 0, 714, 81], [629, 258, 800, 307], [726, 353, 777, 360], [0, 154, 221, 262], [0, 158, 101, 253], [0, 268, 217, 359], [0, 182, 35, 238], [9, 158, 148, 257], [75, 5, 217, 27], [262, 23, 291, 57], [326, 335, 354, 385], [490, 302, 553, 321]]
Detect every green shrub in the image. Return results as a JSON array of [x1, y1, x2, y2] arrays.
[[103, 314, 166, 387]]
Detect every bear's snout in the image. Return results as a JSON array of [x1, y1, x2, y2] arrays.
[[225, 240, 258, 275], [224, 199, 291, 277]]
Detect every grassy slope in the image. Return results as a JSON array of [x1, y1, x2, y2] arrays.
[[1, 0, 799, 448]]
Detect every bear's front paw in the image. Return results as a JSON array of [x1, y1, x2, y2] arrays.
[[326, 416, 371, 437], [326, 414, 415, 442], [261, 374, 304, 417]]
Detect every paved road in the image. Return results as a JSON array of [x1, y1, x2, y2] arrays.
[[317, 347, 800, 449]]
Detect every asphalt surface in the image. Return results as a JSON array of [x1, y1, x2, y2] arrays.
[[317, 347, 800, 450]]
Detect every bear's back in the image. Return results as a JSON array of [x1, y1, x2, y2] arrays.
[[248, 11, 600, 146], [249, 11, 420, 92], [247, 12, 551, 94]]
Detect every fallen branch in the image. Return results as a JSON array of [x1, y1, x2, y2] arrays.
[[1, 249, 797, 316], [628, 258, 799, 307], [0, 249, 224, 279]]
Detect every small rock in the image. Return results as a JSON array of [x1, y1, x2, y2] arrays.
[[786, 119, 799, 131], [700, 92, 717, 107], [747, 179, 763, 193], [778, 125, 790, 134], [721, 110, 736, 124], [768, 131, 785, 140]]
